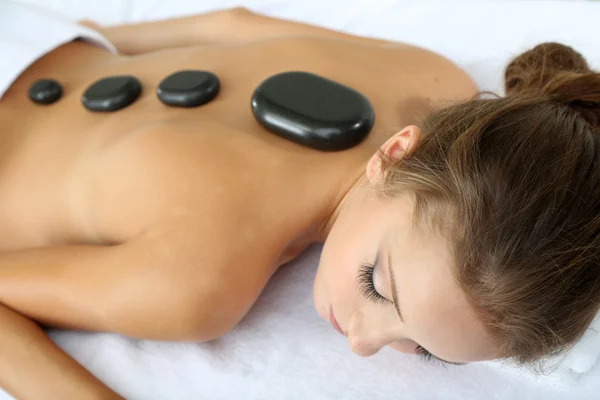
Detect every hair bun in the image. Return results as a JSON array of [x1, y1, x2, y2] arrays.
[[505, 42, 592, 95], [505, 42, 600, 128]]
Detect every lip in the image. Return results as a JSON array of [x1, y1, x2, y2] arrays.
[[329, 306, 347, 336]]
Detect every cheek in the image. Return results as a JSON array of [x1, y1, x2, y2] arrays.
[[315, 206, 380, 311], [316, 237, 362, 310], [320, 225, 359, 279]]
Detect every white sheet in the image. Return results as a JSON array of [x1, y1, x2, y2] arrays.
[[0, 1, 117, 99], [2, 1, 600, 399]]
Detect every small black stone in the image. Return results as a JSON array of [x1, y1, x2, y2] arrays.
[[82, 75, 142, 112], [251, 71, 375, 151], [28, 79, 63, 105], [157, 70, 220, 107]]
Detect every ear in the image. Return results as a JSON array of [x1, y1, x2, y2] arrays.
[[366, 125, 422, 184]]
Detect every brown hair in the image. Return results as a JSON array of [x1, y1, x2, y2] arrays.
[[380, 42, 600, 365]]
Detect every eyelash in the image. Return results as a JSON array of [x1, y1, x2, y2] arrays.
[[416, 345, 447, 367], [357, 262, 388, 305], [415, 345, 433, 362]]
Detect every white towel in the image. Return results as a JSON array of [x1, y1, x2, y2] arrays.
[[561, 314, 600, 376], [0, 0, 117, 99]]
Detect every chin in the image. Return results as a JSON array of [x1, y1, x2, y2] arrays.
[[316, 306, 327, 322], [312, 296, 328, 321]]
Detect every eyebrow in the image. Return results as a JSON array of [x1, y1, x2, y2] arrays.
[[387, 251, 466, 366]]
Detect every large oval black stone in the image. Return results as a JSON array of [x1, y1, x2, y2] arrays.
[[157, 70, 220, 107], [28, 79, 63, 105], [251, 71, 375, 151], [82, 75, 142, 112]]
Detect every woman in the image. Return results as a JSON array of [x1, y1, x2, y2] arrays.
[[1, 2, 599, 399]]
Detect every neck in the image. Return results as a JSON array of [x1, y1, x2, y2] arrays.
[[271, 152, 367, 267], [312, 163, 369, 243], [282, 125, 392, 246]]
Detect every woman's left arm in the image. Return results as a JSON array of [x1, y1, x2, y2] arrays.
[[81, 7, 393, 55]]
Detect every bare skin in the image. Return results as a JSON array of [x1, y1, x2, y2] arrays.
[[0, 8, 476, 399]]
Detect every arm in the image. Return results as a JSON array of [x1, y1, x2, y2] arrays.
[[0, 224, 273, 398], [0, 244, 131, 400], [83, 7, 393, 55], [0, 303, 123, 400]]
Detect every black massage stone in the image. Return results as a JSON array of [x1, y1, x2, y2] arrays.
[[82, 75, 142, 112], [251, 71, 375, 151], [157, 70, 220, 107], [28, 79, 63, 105]]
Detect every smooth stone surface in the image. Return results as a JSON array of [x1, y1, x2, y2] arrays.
[[28, 79, 63, 105], [251, 71, 375, 151], [157, 70, 220, 107], [82, 75, 142, 112]]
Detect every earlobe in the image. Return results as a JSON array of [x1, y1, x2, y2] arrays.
[[366, 152, 382, 183]]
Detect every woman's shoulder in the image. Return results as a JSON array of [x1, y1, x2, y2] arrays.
[[387, 43, 477, 101]]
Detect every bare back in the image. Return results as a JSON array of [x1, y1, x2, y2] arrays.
[[0, 33, 475, 269]]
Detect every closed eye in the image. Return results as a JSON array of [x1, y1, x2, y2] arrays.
[[357, 262, 389, 304]]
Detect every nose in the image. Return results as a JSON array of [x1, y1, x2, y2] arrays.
[[347, 308, 400, 357]]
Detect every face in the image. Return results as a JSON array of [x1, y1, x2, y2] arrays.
[[313, 126, 499, 365]]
